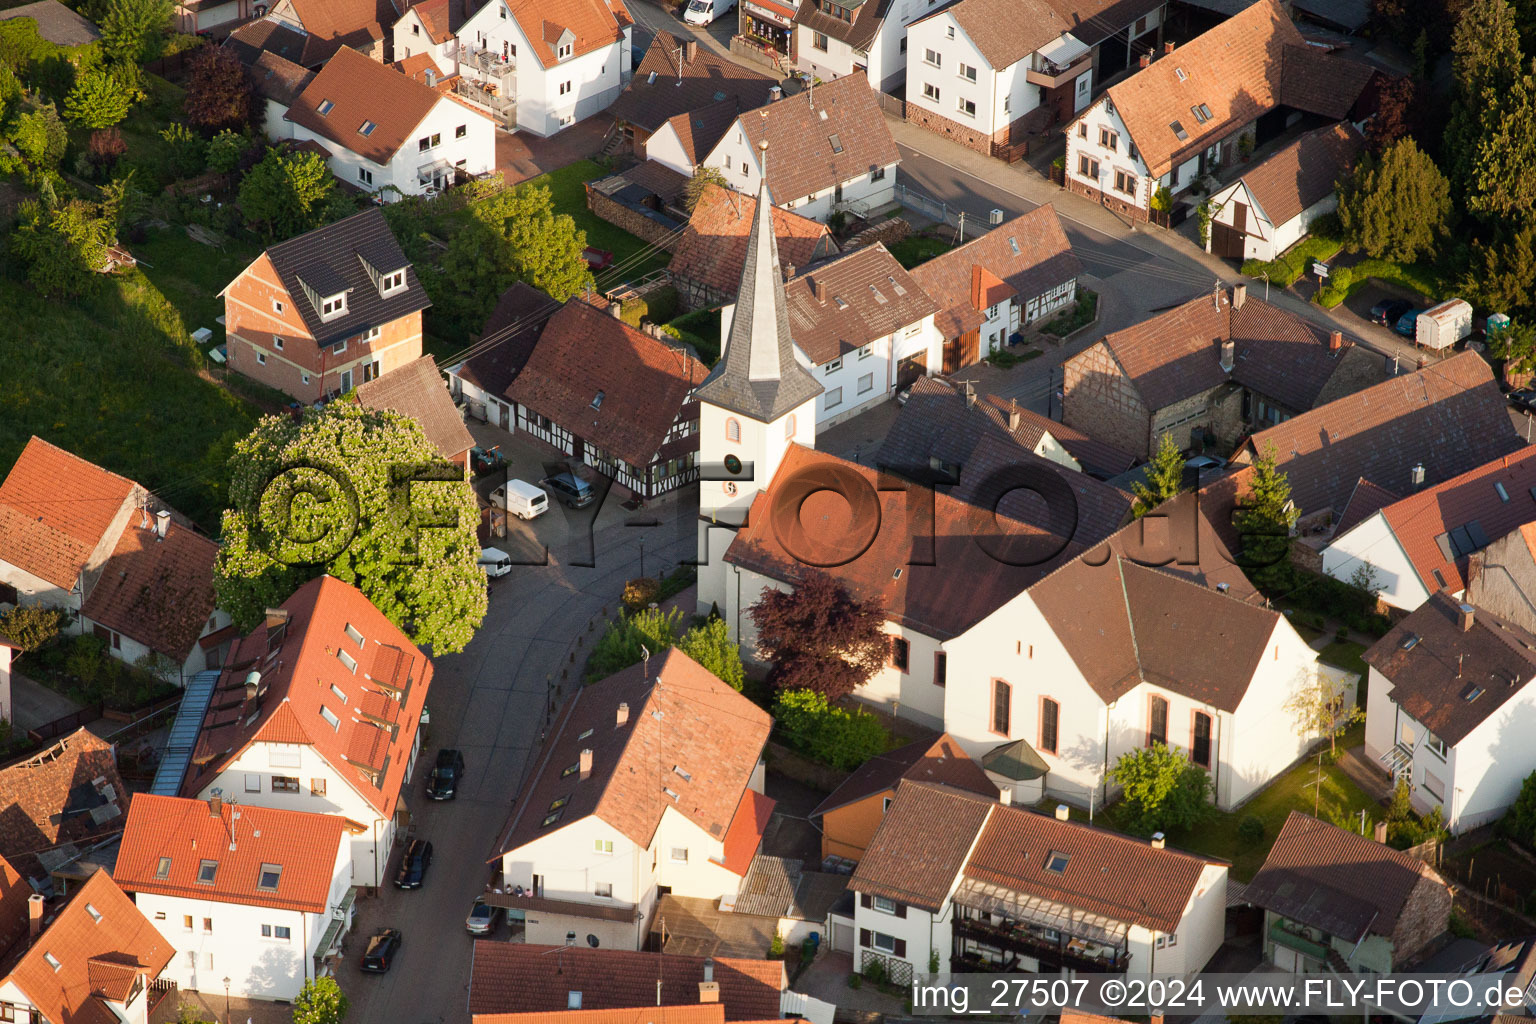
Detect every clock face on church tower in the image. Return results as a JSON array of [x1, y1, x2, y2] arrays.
[[724, 454, 743, 476]]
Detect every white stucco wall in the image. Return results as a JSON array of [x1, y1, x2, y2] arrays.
[[1207, 179, 1342, 263], [1322, 512, 1433, 612], [1221, 620, 1330, 808], [1065, 100, 1152, 209], [904, 13, 1028, 136], [0, 558, 76, 611], [794, 24, 861, 83], [702, 123, 897, 221], [646, 120, 696, 176], [290, 96, 495, 199]]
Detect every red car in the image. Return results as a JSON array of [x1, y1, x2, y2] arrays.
[[583, 247, 613, 271]]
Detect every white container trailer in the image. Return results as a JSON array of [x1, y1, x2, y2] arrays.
[[1416, 299, 1473, 350]]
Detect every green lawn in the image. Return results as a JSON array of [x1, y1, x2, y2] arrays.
[[1316, 257, 1446, 309], [1241, 234, 1344, 288], [515, 159, 670, 283], [1318, 639, 1369, 679], [133, 226, 262, 347], [889, 234, 954, 269]]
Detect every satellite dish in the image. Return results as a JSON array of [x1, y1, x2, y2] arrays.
[[586, 935, 600, 948]]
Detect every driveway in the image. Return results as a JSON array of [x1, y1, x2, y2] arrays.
[[495, 114, 611, 185]]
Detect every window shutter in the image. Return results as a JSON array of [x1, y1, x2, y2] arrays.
[[895, 902, 907, 919], [860, 893, 872, 909], [894, 938, 907, 958], [859, 928, 871, 948]]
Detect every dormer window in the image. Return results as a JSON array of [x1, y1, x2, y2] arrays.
[[317, 98, 334, 115], [558, 42, 572, 58], [321, 293, 347, 320], [197, 859, 219, 885], [380, 269, 406, 296]]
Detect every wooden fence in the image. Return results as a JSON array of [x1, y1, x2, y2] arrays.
[[25, 703, 103, 745]]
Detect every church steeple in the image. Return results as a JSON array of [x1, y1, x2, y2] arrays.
[[693, 142, 822, 422]]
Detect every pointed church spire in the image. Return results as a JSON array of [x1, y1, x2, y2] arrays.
[[694, 140, 822, 423]]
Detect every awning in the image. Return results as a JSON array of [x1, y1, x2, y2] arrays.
[[983, 738, 1050, 782], [198, 624, 240, 650], [417, 157, 453, 181], [743, 0, 795, 25], [954, 877, 1129, 947]]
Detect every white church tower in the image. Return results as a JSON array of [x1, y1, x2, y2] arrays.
[[695, 143, 823, 619]]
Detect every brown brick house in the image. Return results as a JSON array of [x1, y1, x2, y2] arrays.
[[221, 208, 430, 403]]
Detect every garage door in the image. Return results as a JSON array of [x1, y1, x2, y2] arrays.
[[1212, 221, 1246, 259], [833, 922, 854, 951]]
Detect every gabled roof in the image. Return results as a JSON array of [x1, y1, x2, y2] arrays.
[[492, 648, 772, 857], [469, 944, 785, 1020], [181, 576, 433, 820], [909, 207, 1081, 340], [793, 0, 894, 53], [1042, 0, 1164, 46], [1364, 594, 1536, 747], [353, 355, 475, 462], [849, 781, 994, 912], [0, 729, 129, 884], [908, 0, 1067, 71], [0, 855, 33, 963], [282, 0, 398, 50], [1100, 0, 1366, 178], [504, 298, 708, 468], [116, 795, 345, 913], [286, 47, 462, 165], [660, 98, 749, 167], [669, 185, 836, 304], [1228, 122, 1364, 230], [225, 15, 351, 68], [1279, 43, 1376, 120], [458, 282, 561, 397], [1335, 477, 1400, 536], [954, 433, 1135, 545], [0, 436, 138, 590], [609, 32, 777, 134], [244, 49, 316, 103], [498, 0, 631, 71], [252, 207, 430, 347], [78, 516, 219, 663], [1232, 351, 1525, 518], [402, 0, 466, 43], [0, 868, 174, 1024], [732, 75, 899, 206], [1245, 811, 1444, 942], [811, 734, 997, 819], [0, 0, 100, 46], [784, 244, 939, 365]]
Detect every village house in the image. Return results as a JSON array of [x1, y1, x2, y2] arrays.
[[811, 734, 996, 863], [282, 48, 497, 197], [222, 209, 430, 403], [1322, 448, 1536, 614], [228, 0, 403, 65], [0, 0, 101, 46], [782, 243, 941, 426], [845, 782, 1227, 979], [0, 861, 174, 1024], [243, 51, 316, 138], [114, 794, 353, 1001], [484, 649, 772, 950], [1061, 284, 1387, 459], [419, 0, 634, 135], [469, 944, 790, 1019], [352, 355, 476, 470], [902, 0, 1163, 158], [500, 298, 709, 499], [1245, 811, 1450, 972], [1363, 597, 1536, 833], [644, 99, 760, 179], [1063, 0, 1372, 221], [670, 185, 836, 311], [0, 728, 129, 892], [790, 0, 895, 90], [446, 282, 558, 432], [1461, 524, 1536, 638], [1206, 122, 1365, 262], [172, 0, 256, 36], [226, 18, 341, 70], [609, 35, 777, 158], [909, 206, 1081, 371], [877, 375, 1137, 480], [390, 0, 464, 69], [178, 575, 433, 889], [0, 437, 228, 682], [700, 74, 899, 223]]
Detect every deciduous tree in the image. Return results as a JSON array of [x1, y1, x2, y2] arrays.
[[748, 570, 888, 700], [1108, 742, 1213, 835], [476, 183, 593, 300], [683, 168, 727, 213], [1131, 433, 1184, 518], [94, 0, 171, 65], [204, 128, 246, 174], [1505, 769, 1536, 849], [64, 65, 131, 128], [1284, 670, 1365, 755], [678, 617, 745, 691], [1337, 139, 1452, 263], [237, 147, 344, 239], [184, 44, 252, 133], [292, 977, 348, 1024], [11, 103, 67, 168], [213, 403, 487, 654], [1366, 75, 1417, 154], [8, 198, 114, 298]]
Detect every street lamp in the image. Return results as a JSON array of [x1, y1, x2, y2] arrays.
[[222, 977, 231, 1024]]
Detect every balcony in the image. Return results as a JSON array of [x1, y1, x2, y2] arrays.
[[1268, 921, 1329, 962], [1026, 52, 1091, 89], [954, 918, 1130, 973]]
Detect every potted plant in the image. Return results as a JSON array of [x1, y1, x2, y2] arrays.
[[1238, 132, 1255, 162]]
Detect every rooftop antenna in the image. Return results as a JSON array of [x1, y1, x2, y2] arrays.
[[641, 643, 651, 681], [1212, 280, 1222, 309], [674, 43, 684, 85]]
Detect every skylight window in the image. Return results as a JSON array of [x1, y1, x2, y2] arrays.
[[1497, 482, 1511, 501], [550, 795, 569, 811], [869, 284, 887, 304], [359, 120, 377, 136], [578, 728, 593, 740], [1044, 851, 1070, 873], [257, 864, 283, 891], [1174, 67, 1187, 81], [155, 856, 172, 879], [320, 705, 341, 731], [85, 903, 101, 923], [44, 953, 60, 971], [562, 762, 579, 778], [1197, 103, 1212, 120], [542, 810, 564, 827], [197, 859, 219, 885], [1008, 237, 1020, 254], [591, 391, 604, 409], [1462, 684, 1486, 702], [345, 623, 364, 646], [338, 649, 358, 673], [1169, 120, 1188, 141], [829, 133, 843, 154], [331, 683, 348, 703], [318, 98, 334, 115], [1190, 104, 1209, 124], [834, 297, 848, 310], [663, 787, 680, 801], [673, 765, 692, 782]]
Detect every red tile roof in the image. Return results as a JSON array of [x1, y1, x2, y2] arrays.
[[907, 0, 1066, 71], [284, 0, 398, 50], [402, 0, 463, 43], [0, 855, 30, 964], [609, 32, 777, 134], [670, 185, 836, 303], [492, 648, 772, 856], [353, 355, 475, 462], [181, 575, 433, 819], [503, 298, 708, 468], [0, 437, 139, 589], [784, 244, 938, 365], [115, 794, 346, 913], [0, 729, 129, 883], [470, 945, 784, 1019], [811, 733, 997, 818], [287, 46, 453, 163], [1335, 477, 1400, 536], [1231, 123, 1364, 230], [505, 0, 630, 70], [1, 869, 174, 1024], [848, 781, 994, 912], [720, 788, 775, 877], [79, 517, 219, 663], [735, 75, 899, 206]]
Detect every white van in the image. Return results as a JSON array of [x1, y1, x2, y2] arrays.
[[683, 0, 734, 25], [490, 479, 549, 520], [479, 547, 513, 578]]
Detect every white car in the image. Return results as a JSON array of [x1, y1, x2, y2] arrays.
[[683, 0, 734, 25], [479, 547, 513, 578], [490, 479, 549, 519]]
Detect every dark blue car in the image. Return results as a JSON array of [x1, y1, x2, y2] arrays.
[[1393, 309, 1426, 338]]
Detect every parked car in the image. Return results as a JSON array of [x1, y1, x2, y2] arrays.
[[360, 928, 402, 973], [1510, 388, 1536, 413], [1182, 454, 1227, 487], [490, 479, 549, 519], [393, 839, 433, 889], [426, 749, 465, 800], [479, 547, 513, 579], [1369, 298, 1412, 326], [466, 900, 503, 936], [582, 247, 613, 271], [543, 471, 595, 509], [683, 0, 735, 24], [470, 445, 506, 477], [1393, 308, 1427, 337]]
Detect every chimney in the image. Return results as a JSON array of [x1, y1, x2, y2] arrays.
[[1231, 282, 1246, 310], [208, 795, 223, 818], [810, 275, 825, 302], [28, 894, 44, 939], [682, 39, 698, 64], [425, 68, 436, 88], [616, 702, 629, 727], [964, 382, 977, 408], [703, 958, 714, 982], [1151, 832, 1166, 849], [769, 85, 782, 101], [1219, 339, 1235, 373], [1459, 603, 1475, 632], [155, 509, 171, 540], [1373, 820, 1389, 843], [1411, 463, 1426, 488], [1329, 330, 1343, 351], [1138, 53, 1150, 69], [997, 787, 1012, 806], [579, 748, 593, 780], [698, 981, 720, 1004], [1163, 40, 1175, 55], [783, 262, 795, 281], [608, 302, 622, 319], [1054, 804, 1070, 821], [1008, 405, 1022, 431]]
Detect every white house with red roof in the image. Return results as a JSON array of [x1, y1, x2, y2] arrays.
[[181, 575, 433, 888], [0, 437, 230, 683], [114, 794, 352, 1000], [485, 648, 773, 950]]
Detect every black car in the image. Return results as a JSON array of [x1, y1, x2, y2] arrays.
[[393, 839, 433, 890], [1369, 298, 1411, 326], [470, 445, 507, 477], [359, 928, 401, 973], [1511, 388, 1536, 413], [543, 471, 595, 508], [426, 749, 465, 801]]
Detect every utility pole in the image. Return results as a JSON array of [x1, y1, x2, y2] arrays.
[[956, 211, 965, 245], [1259, 270, 1269, 301]]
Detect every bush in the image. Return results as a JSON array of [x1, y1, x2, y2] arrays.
[[643, 286, 679, 324], [1505, 769, 1536, 850], [769, 933, 784, 958], [1237, 814, 1265, 846], [64, 633, 107, 684], [622, 577, 660, 611], [861, 958, 886, 984], [0, 604, 66, 650], [584, 606, 683, 681], [847, 974, 863, 990], [773, 689, 889, 771], [619, 296, 647, 327], [678, 617, 745, 691], [1449, 909, 1476, 939], [87, 127, 127, 172]]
